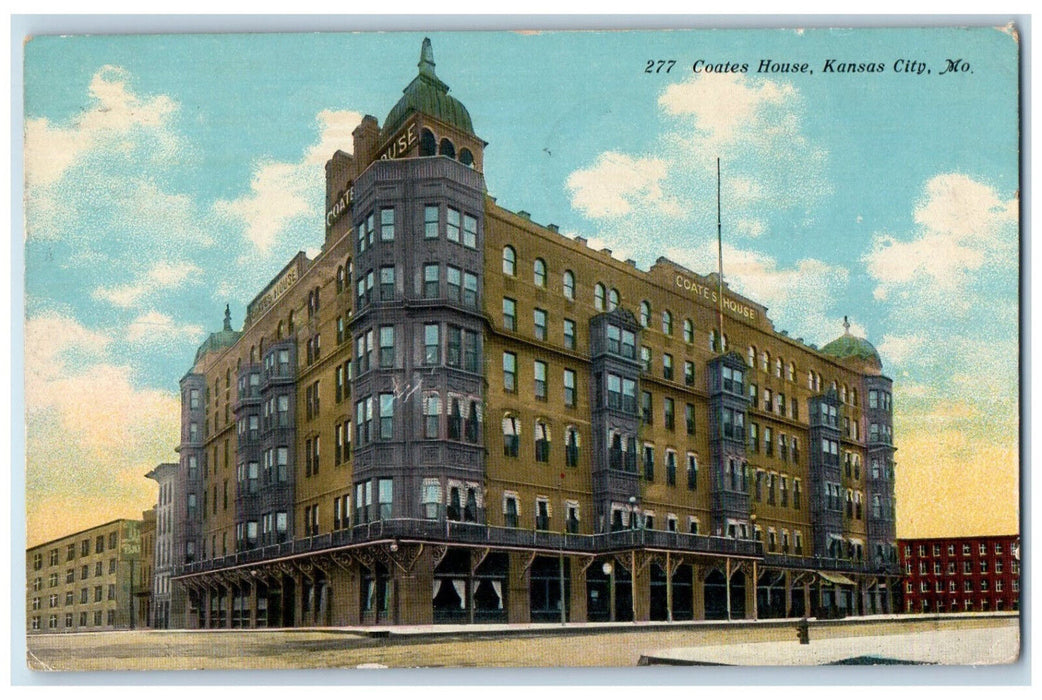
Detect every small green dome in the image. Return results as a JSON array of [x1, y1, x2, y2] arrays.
[[194, 305, 241, 364], [820, 317, 882, 371], [382, 38, 474, 140]]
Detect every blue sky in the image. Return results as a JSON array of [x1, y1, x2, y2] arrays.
[[22, 28, 1020, 544]]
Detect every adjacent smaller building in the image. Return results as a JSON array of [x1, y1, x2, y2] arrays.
[[899, 534, 1020, 614], [146, 462, 180, 629], [27, 519, 145, 633]]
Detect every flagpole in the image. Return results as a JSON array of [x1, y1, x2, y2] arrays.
[[716, 157, 724, 353]]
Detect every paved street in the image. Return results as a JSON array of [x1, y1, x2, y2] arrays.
[[25, 613, 1018, 671]]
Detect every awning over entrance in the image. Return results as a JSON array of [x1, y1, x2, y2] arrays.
[[817, 571, 857, 586]]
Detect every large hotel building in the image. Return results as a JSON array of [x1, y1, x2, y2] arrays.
[[168, 39, 899, 628]]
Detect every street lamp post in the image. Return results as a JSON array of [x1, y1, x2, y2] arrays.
[[628, 496, 639, 623]]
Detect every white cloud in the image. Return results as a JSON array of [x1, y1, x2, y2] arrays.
[[876, 333, 927, 366], [24, 65, 177, 190], [93, 261, 201, 308], [565, 152, 679, 219], [125, 310, 205, 345], [864, 173, 1018, 306], [25, 312, 180, 545], [659, 73, 796, 145], [215, 109, 363, 254]]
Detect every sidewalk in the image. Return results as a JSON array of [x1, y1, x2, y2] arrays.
[[638, 620, 1020, 666]]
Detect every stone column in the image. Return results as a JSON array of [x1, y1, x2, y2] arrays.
[[691, 565, 706, 620], [784, 571, 793, 617], [568, 556, 587, 623], [632, 552, 651, 622], [745, 563, 758, 620], [248, 581, 258, 628], [396, 547, 434, 625], [507, 552, 531, 623]]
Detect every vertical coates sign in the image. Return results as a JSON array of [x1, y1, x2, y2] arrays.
[[325, 121, 418, 229], [674, 273, 758, 321], [326, 186, 353, 228]]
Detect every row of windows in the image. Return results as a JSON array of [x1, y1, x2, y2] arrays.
[[354, 393, 483, 447], [751, 471, 803, 509], [30, 610, 117, 630], [906, 542, 1016, 558], [33, 534, 119, 571], [909, 559, 1014, 576], [747, 423, 801, 463], [753, 526, 805, 555], [354, 324, 481, 375], [907, 598, 1017, 614], [31, 584, 116, 609], [911, 578, 1016, 594], [236, 512, 288, 549]]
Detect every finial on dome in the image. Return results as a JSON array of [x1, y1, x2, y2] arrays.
[[418, 37, 436, 79], [223, 304, 232, 331], [843, 315, 850, 334]]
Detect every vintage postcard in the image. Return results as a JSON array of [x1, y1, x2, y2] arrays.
[[21, 25, 1020, 671]]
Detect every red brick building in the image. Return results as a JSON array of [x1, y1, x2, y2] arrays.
[[899, 535, 1020, 614]]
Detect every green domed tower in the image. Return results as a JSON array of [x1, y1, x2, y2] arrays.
[[820, 316, 883, 376]]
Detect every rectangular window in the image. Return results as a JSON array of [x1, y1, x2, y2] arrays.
[[424, 263, 440, 298], [424, 394, 441, 439], [640, 346, 651, 372], [684, 361, 695, 386], [446, 266, 461, 302], [534, 308, 547, 341], [563, 319, 576, 350], [424, 324, 441, 365], [463, 214, 478, 248], [424, 204, 439, 239], [447, 207, 461, 243], [664, 397, 675, 430], [663, 354, 674, 380], [446, 326, 462, 368], [503, 297, 516, 331], [666, 451, 677, 486], [644, 444, 655, 482], [377, 479, 393, 520], [642, 391, 653, 424], [564, 369, 576, 407], [686, 403, 696, 435], [380, 208, 395, 241], [503, 352, 517, 393], [379, 326, 395, 368], [380, 266, 395, 301], [534, 360, 547, 400], [463, 272, 478, 307], [379, 393, 395, 440]]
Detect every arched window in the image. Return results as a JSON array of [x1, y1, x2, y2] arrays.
[[534, 420, 551, 463], [683, 318, 694, 344], [608, 288, 620, 311], [533, 258, 546, 287], [502, 414, 520, 457], [562, 270, 575, 300], [502, 245, 516, 276], [565, 426, 580, 467], [307, 290, 315, 319], [761, 351, 770, 372], [639, 301, 651, 327], [775, 358, 782, 378], [288, 311, 294, 335], [851, 388, 859, 406], [808, 371, 815, 390], [594, 283, 606, 311], [250, 345, 256, 363], [787, 362, 795, 382], [438, 138, 456, 159], [420, 128, 437, 156], [336, 265, 345, 294], [709, 329, 717, 352], [747, 346, 756, 368], [721, 334, 729, 352], [661, 310, 673, 336], [841, 385, 848, 403], [459, 148, 474, 167]]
